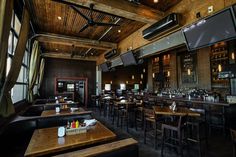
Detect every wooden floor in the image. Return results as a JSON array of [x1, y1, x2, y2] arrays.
[[90, 107, 233, 157]]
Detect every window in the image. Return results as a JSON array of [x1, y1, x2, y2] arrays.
[[104, 84, 111, 91], [7, 12, 30, 103], [120, 84, 126, 90]]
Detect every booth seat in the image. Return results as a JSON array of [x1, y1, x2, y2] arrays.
[[53, 138, 139, 157], [0, 113, 92, 157]]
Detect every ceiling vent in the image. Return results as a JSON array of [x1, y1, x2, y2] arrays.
[[142, 13, 181, 40], [104, 49, 118, 60]]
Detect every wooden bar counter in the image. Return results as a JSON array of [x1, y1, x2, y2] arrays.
[[24, 122, 116, 157]]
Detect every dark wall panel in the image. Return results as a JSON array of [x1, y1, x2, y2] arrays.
[[40, 58, 96, 106]]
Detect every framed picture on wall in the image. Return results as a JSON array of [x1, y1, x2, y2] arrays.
[[180, 52, 197, 84]]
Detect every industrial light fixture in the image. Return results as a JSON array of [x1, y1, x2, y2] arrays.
[[57, 16, 62, 20], [218, 64, 222, 72], [154, 0, 158, 3], [167, 71, 170, 77], [187, 69, 191, 75], [232, 52, 235, 60]]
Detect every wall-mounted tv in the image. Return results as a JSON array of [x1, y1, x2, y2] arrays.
[[120, 51, 137, 66], [182, 7, 236, 51], [100, 62, 109, 72]]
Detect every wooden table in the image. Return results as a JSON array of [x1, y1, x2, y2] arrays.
[[41, 108, 92, 117], [153, 106, 200, 117], [24, 122, 116, 157]]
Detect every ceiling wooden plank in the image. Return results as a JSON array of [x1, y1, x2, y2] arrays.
[[59, 0, 164, 23], [42, 52, 97, 61], [33, 33, 117, 50]]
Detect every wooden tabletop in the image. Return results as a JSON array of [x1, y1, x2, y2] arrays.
[[153, 106, 200, 117], [45, 102, 78, 106], [24, 122, 116, 157], [41, 108, 92, 117]]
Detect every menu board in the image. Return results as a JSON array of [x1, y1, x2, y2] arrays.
[[180, 53, 197, 84]]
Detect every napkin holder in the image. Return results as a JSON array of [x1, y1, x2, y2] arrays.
[[66, 126, 87, 135]]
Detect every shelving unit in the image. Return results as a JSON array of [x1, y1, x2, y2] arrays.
[[152, 54, 171, 91], [210, 42, 230, 96], [163, 54, 171, 89]]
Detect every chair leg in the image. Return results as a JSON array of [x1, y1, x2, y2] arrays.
[[155, 122, 157, 149], [144, 119, 147, 144], [126, 113, 129, 132], [178, 131, 183, 157], [161, 128, 165, 157]]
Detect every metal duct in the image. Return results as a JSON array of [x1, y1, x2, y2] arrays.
[[137, 30, 186, 58]]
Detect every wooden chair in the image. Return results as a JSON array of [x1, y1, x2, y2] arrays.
[[230, 128, 236, 157], [144, 107, 163, 149], [161, 115, 188, 157]]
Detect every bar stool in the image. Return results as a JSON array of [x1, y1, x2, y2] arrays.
[[118, 102, 136, 132], [187, 107, 208, 157], [161, 115, 188, 157], [208, 105, 225, 136], [144, 107, 163, 149], [230, 128, 236, 157]]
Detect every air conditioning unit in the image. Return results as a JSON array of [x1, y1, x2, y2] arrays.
[[142, 13, 181, 40], [104, 49, 118, 60]]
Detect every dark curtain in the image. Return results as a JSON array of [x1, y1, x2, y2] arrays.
[[0, 6, 30, 117]]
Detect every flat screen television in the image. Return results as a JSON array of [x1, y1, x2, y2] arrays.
[[182, 7, 236, 51], [100, 62, 109, 72], [120, 51, 137, 66]]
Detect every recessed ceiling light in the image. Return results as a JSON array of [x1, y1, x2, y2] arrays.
[[57, 16, 62, 20], [118, 29, 121, 33], [154, 0, 158, 3]]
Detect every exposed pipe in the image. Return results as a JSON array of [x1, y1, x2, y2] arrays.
[[84, 18, 121, 56]]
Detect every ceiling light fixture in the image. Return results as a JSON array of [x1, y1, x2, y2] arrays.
[[57, 16, 62, 20], [154, 0, 158, 3]]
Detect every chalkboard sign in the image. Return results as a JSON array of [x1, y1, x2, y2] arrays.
[[180, 53, 197, 84]]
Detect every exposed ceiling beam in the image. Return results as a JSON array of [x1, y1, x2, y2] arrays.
[[41, 52, 97, 61], [59, 0, 164, 23], [33, 33, 117, 50]]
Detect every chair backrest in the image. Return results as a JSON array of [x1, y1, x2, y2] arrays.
[[144, 108, 154, 118], [230, 128, 236, 142], [178, 115, 188, 129]]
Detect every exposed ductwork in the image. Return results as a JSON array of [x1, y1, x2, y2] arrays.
[[142, 13, 181, 40]]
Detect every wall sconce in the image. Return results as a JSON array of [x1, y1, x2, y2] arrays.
[[187, 69, 191, 75], [143, 68, 146, 73], [132, 75, 134, 80], [141, 74, 143, 79], [167, 71, 170, 77], [232, 52, 235, 60], [152, 73, 155, 78], [110, 81, 112, 84], [140, 81, 142, 84], [126, 81, 129, 84], [218, 64, 222, 72]]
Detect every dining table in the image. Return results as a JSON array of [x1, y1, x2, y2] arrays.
[[40, 107, 92, 117], [153, 106, 201, 117], [24, 121, 116, 157]]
